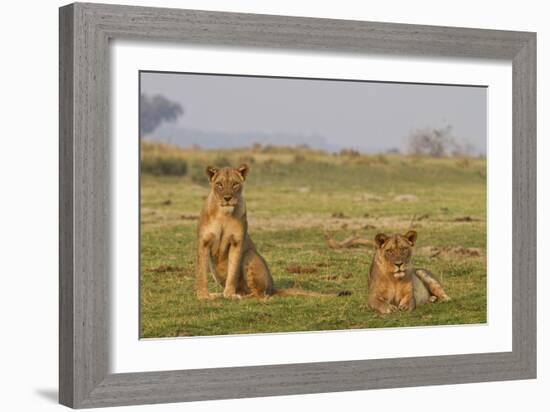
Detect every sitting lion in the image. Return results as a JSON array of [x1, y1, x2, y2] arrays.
[[367, 230, 450, 314], [196, 163, 349, 300]]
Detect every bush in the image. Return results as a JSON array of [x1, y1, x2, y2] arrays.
[[376, 154, 389, 164], [212, 156, 232, 168], [141, 157, 188, 176], [351, 155, 372, 166], [190, 163, 208, 185], [238, 155, 255, 165], [339, 148, 361, 158], [456, 158, 471, 168]]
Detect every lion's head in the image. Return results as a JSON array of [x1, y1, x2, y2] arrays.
[[374, 230, 417, 279], [205, 164, 249, 213]]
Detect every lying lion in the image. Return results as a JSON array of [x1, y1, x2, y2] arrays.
[[367, 230, 450, 314], [196, 163, 349, 300]]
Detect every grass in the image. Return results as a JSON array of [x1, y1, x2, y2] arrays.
[[140, 140, 188, 176], [140, 141, 487, 338]]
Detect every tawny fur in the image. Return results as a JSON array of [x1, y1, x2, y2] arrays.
[[195, 164, 349, 300], [367, 231, 450, 314]]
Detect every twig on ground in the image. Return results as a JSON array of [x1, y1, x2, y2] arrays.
[[323, 232, 375, 249]]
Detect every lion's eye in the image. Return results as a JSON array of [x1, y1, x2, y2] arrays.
[[233, 183, 240, 189], [215, 182, 223, 189]]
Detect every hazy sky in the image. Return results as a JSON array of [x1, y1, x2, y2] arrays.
[[140, 71, 486, 153]]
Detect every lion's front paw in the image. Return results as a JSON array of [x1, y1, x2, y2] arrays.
[[381, 304, 398, 314], [197, 291, 224, 300], [223, 290, 242, 300], [398, 302, 414, 311], [197, 291, 211, 300]]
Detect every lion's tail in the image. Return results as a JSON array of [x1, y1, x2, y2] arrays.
[[272, 288, 351, 297], [414, 269, 451, 302]]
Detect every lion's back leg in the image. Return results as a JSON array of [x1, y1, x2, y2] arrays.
[[415, 269, 451, 302], [241, 250, 274, 297]]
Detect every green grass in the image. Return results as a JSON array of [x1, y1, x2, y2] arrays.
[[140, 143, 487, 338]]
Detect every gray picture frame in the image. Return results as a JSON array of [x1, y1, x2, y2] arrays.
[[59, 2, 536, 409]]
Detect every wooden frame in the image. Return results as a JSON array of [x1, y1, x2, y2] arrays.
[[59, 2, 536, 408]]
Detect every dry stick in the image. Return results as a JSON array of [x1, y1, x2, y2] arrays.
[[429, 249, 442, 258], [323, 232, 375, 249], [408, 213, 417, 229]]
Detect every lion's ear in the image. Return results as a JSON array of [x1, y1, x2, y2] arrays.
[[237, 164, 249, 181], [374, 233, 388, 248], [205, 165, 219, 182], [405, 230, 417, 245]]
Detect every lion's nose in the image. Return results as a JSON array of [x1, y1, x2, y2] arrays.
[[223, 195, 232, 202], [396, 262, 404, 269]]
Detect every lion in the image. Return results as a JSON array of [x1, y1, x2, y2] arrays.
[[367, 230, 450, 314], [196, 163, 350, 300]]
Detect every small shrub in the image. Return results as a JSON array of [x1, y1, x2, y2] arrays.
[[238, 155, 255, 165], [190, 163, 208, 185], [339, 148, 360, 158], [261, 158, 279, 171], [456, 158, 471, 168], [212, 156, 232, 168], [352, 156, 372, 165], [141, 157, 188, 176], [376, 154, 389, 164]]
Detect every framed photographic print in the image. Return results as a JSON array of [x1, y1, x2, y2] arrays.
[[59, 2, 536, 408]]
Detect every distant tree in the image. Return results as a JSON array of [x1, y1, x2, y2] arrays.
[[407, 125, 473, 157], [140, 94, 183, 136], [251, 143, 263, 152], [339, 148, 360, 157]]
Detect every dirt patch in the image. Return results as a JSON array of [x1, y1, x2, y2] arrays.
[[419, 246, 483, 258], [285, 265, 318, 274], [176, 330, 190, 337], [248, 214, 484, 232], [322, 272, 352, 281], [353, 193, 383, 202], [453, 216, 483, 222], [393, 194, 419, 202], [144, 211, 481, 232], [331, 211, 348, 219], [141, 208, 157, 216], [147, 264, 186, 273], [248, 214, 391, 231], [161, 199, 172, 206]]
